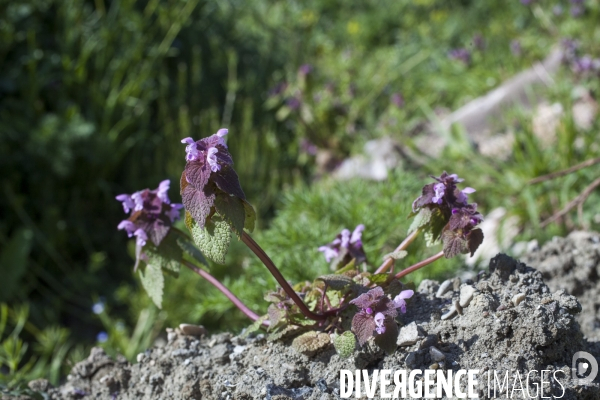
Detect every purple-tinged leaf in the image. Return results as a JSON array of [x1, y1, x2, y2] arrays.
[[185, 161, 211, 192], [268, 304, 287, 328], [213, 166, 246, 200], [350, 286, 384, 310], [148, 217, 170, 247], [412, 183, 436, 211], [182, 185, 215, 229], [448, 208, 473, 231], [442, 229, 469, 258], [467, 228, 484, 256], [351, 311, 377, 346]]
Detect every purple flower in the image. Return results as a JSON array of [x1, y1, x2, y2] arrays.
[[350, 287, 399, 344], [286, 96, 301, 110], [115, 194, 134, 213], [432, 183, 446, 204], [411, 171, 484, 259], [300, 138, 318, 155], [318, 224, 367, 264], [393, 290, 414, 313], [374, 312, 386, 334], [390, 93, 404, 108], [456, 187, 476, 204], [181, 129, 247, 229], [571, 4, 584, 16], [572, 55, 593, 73], [298, 64, 313, 76], [510, 40, 522, 57], [448, 48, 470, 64], [116, 180, 183, 268]]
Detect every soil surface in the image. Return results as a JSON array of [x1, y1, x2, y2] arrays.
[[14, 231, 600, 399]]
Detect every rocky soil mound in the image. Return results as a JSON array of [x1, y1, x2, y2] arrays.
[[17, 232, 600, 399]]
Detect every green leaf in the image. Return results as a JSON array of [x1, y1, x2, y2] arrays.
[[335, 259, 357, 275], [267, 325, 305, 341], [144, 231, 183, 277], [242, 200, 256, 232], [368, 273, 390, 284], [408, 208, 432, 234], [176, 236, 208, 267], [0, 228, 33, 302], [214, 193, 246, 239], [316, 274, 355, 291], [186, 212, 231, 265], [240, 315, 268, 338], [424, 208, 447, 246], [333, 331, 356, 359], [139, 263, 164, 309]]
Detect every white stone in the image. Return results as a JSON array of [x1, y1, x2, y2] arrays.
[[436, 280, 453, 298], [512, 293, 526, 307], [459, 285, 477, 307], [396, 322, 424, 346]]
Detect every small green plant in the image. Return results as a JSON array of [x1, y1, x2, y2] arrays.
[[116, 130, 484, 356]]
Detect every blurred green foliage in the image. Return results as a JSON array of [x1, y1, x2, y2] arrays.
[[1, 0, 599, 387]]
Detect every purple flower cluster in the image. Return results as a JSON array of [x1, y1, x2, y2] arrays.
[[318, 224, 367, 265], [180, 129, 247, 229], [349, 287, 414, 344], [412, 172, 484, 258], [116, 180, 183, 252], [390, 93, 405, 109], [448, 48, 470, 65]]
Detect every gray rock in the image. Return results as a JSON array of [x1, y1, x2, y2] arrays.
[[459, 285, 477, 307], [429, 347, 446, 362], [396, 322, 425, 346]]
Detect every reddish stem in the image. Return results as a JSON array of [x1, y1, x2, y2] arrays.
[[242, 232, 326, 321], [374, 228, 421, 274], [182, 259, 269, 326], [394, 251, 445, 280]]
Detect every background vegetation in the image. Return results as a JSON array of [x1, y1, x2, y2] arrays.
[[1, 0, 599, 389]]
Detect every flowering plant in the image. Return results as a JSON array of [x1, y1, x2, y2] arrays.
[[116, 129, 483, 357]]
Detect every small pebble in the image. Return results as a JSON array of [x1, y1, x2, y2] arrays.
[[512, 293, 526, 306], [441, 307, 458, 320], [136, 353, 145, 363], [430, 346, 446, 362], [436, 280, 452, 298], [179, 324, 206, 337], [459, 285, 476, 307], [167, 331, 177, 342], [429, 363, 439, 370]]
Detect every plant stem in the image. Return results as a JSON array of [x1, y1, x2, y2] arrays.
[[181, 259, 268, 326], [394, 251, 444, 280], [374, 228, 421, 274], [242, 232, 326, 321]]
